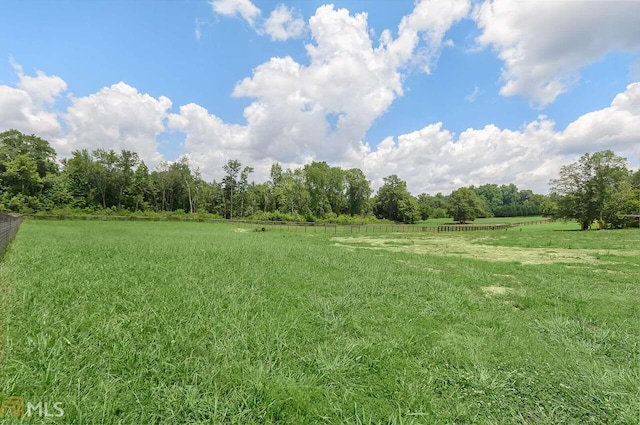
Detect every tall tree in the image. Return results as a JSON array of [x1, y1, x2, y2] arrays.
[[132, 161, 150, 211], [223, 159, 242, 219], [115, 150, 139, 209], [64, 150, 97, 208], [92, 149, 118, 209], [344, 168, 371, 216], [303, 161, 333, 217], [238, 166, 254, 217]]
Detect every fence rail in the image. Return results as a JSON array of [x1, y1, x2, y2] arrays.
[[0, 213, 23, 257], [26, 214, 551, 234]]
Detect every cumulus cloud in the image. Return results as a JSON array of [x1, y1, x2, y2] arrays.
[[176, 0, 470, 181], [558, 82, 640, 157], [0, 62, 66, 135], [167, 102, 250, 175], [210, 0, 261, 26], [210, 0, 306, 41], [474, 0, 640, 107], [263, 4, 306, 41], [357, 82, 640, 194], [56, 82, 172, 167], [385, 0, 469, 73]]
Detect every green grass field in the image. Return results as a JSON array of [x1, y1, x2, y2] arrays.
[[1, 220, 638, 424]]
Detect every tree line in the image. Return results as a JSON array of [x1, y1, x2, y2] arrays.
[[0, 129, 637, 228]]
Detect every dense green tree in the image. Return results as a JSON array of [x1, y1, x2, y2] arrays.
[[0, 130, 59, 211], [447, 187, 488, 223], [416, 193, 433, 220], [303, 161, 334, 217], [0, 128, 578, 224], [550, 150, 634, 230], [282, 168, 309, 216], [0, 129, 57, 177], [500, 183, 519, 206], [631, 169, 640, 190], [3, 154, 42, 196], [344, 168, 371, 216], [374, 175, 419, 223], [474, 184, 503, 212], [64, 150, 98, 208]]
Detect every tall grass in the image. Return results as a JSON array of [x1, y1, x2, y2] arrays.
[[0, 221, 638, 423]]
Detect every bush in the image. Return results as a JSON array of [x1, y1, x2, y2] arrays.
[[248, 211, 306, 222]]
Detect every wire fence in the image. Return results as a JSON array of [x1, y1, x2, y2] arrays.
[[25, 214, 551, 234], [0, 213, 23, 257]]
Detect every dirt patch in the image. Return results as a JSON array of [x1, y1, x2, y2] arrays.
[[331, 235, 638, 265], [233, 228, 250, 233]]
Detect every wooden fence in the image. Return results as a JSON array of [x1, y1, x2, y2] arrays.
[[26, 214, 551, 234]]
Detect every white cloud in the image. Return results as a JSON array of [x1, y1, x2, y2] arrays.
[[357, 82, 640, 194], [16, 73, 67, 105], [56, 82, 172, 167], [558, 82, 640, 157], [162, 1, 470, 182], [385, 0, 469, 73], [474, 0, 640, 107], [0, 62, 66, 135], [168, 102, 250, 176], [0, 86, 62, 136], [263, 4, 306, 41], [176, 1, 469, 181], [211, 0, 261, 26]]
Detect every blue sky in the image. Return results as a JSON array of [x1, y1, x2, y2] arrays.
[[0, 0, 638, 193]]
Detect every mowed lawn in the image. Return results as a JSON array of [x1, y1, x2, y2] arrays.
[[0, 221, 638, 424]]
